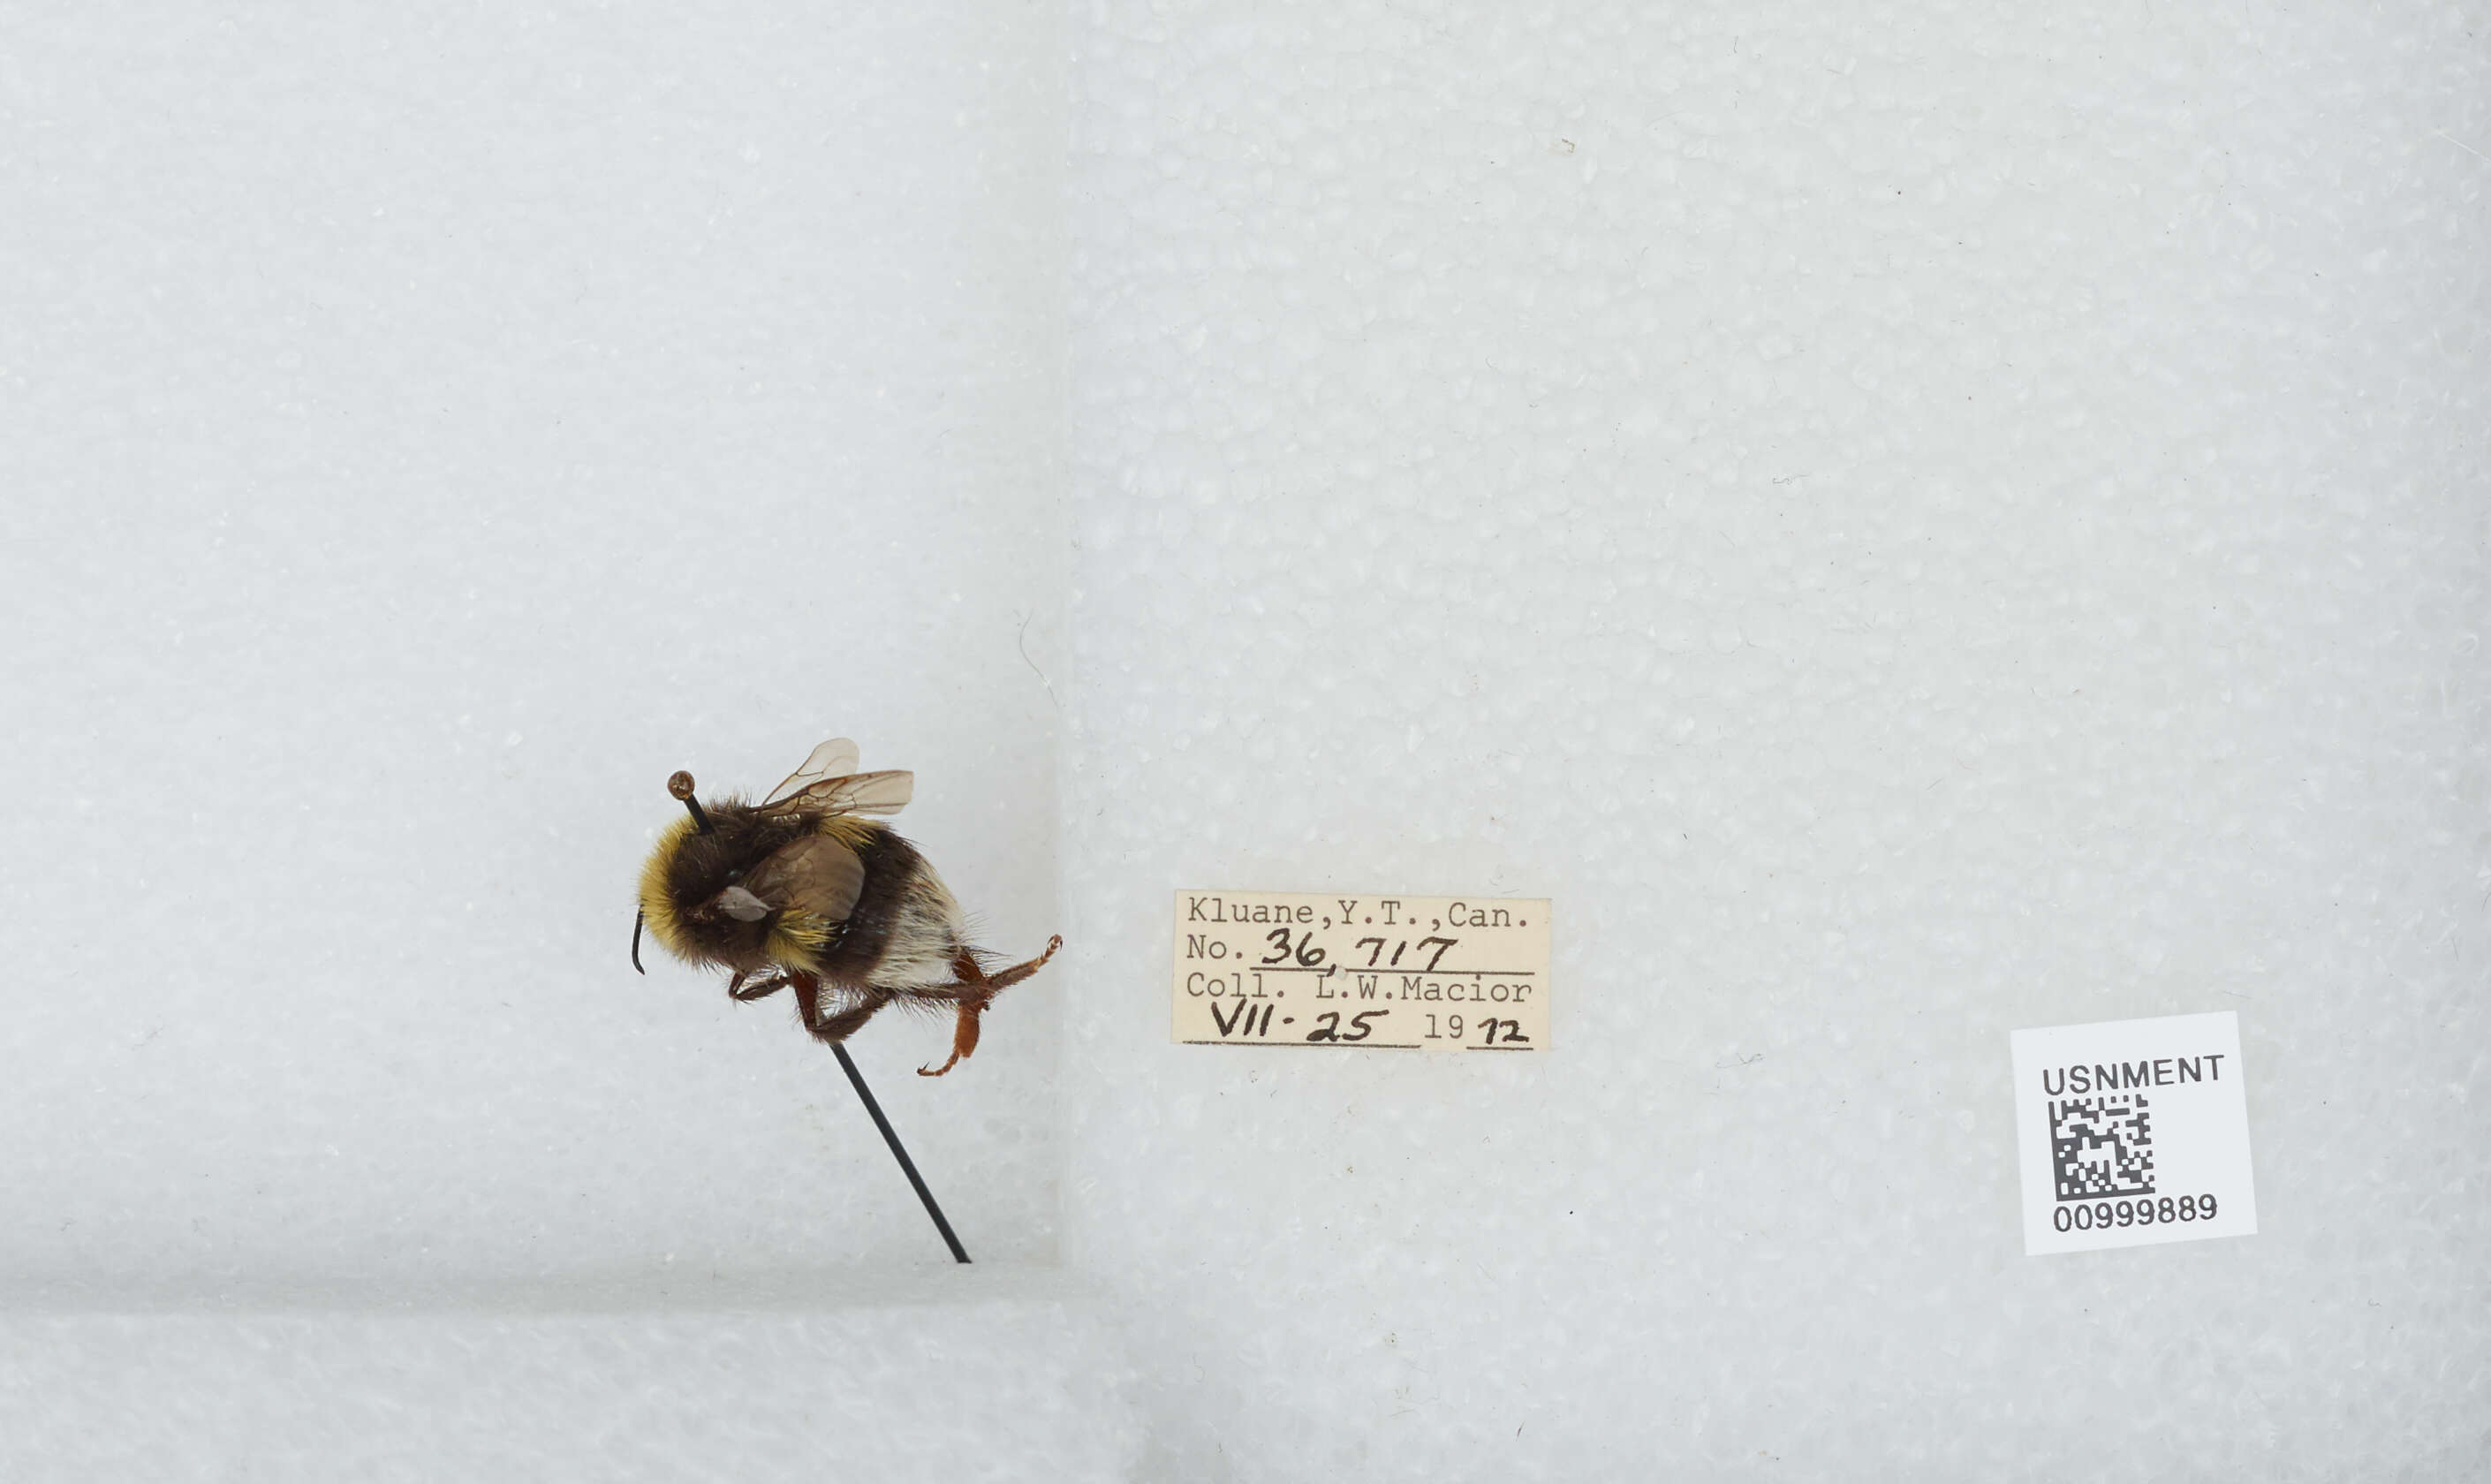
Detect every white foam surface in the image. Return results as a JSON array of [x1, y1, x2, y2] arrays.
[[0, 2, 1066, 1297], [0, 1274, 1141, 1484], [1063, 1, 2486, 1478], [4, 0, 2485, 1478]]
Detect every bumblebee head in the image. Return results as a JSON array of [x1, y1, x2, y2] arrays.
[[633, 771, 802, 975]]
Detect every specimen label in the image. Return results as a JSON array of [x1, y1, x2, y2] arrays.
[[1172, 890, 1550, 1051], [2010, 1011, 2259, 1255]]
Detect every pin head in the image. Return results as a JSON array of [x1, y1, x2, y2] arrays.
[[667, 770, 714, 833]]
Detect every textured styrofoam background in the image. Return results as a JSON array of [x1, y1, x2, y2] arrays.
[[1062, 1, 2487, 1479], [0, 4, 1065, 1296], [5, 0, 2487, 1479], [0, 1282, 1143, 1484]]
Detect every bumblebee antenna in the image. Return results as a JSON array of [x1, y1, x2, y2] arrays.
[[632, 910, 647, 974], [667, 770, 713, 833]]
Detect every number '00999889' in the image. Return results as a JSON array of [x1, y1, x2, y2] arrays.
[[2051, 1194, 2217, 1232]]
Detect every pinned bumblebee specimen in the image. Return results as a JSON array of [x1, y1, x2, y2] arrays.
[[634, 738, 1060, 1077]]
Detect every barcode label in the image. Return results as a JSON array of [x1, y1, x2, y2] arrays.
[[2010, 1011, 2258, 1254]]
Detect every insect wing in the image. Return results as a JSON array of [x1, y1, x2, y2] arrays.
[[763, 738, 862, 806], [744, 836, 867, 924], [762, 769, 914, 819]]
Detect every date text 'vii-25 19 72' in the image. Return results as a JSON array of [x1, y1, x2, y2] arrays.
[[1171, 891, 1552, 1051]]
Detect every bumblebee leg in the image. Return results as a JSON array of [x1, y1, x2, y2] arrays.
[[915, 996, 986, 1078], [980, 935, 1063, 994], [912, 937, 1060, 1077], [729, 971, 791, 1002], [791, 973, 892, 1047], [905, 953, 986, 1078]]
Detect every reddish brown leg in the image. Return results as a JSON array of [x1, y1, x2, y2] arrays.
[[914, 955, 989, 1079], [915, 935, 1063, 1078], [789, 972, 893, 1048], [729, 971, 790, 1002], [982, 935, 1064, 994]]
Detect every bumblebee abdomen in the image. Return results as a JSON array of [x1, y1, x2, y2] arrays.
[[814, 824, 968, 989]]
